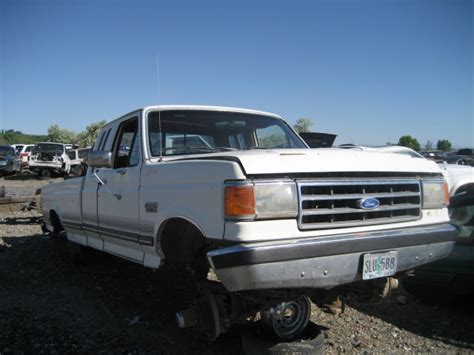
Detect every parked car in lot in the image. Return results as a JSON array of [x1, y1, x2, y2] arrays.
[[28, 142, 71, 178], [0, 145, 23, 175], [420, 150, 447, 164], [13, 144, 25, 154], [298, 132, 337, 148], [40, 105, 456, 342], [14, 144, 35, 166], [445, 148, 474, 166], [403, 163, 474, 298], [67, 147, 91, 176]]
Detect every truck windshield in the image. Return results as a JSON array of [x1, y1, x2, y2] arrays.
[[32, 144, 64, 154], [148, 110, 307, 157]]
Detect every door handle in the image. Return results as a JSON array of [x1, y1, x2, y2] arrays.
[[113, 193, 122, 200], [117, 168, 127, 175]]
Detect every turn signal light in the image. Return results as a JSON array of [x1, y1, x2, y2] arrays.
[[225, 185, 256, 218], [444, 181, 450, 206]]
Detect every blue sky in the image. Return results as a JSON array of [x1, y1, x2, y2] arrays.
[[1, 0, 472, 147]]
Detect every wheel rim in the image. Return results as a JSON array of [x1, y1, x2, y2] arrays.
[[263, 296, 311, 339]]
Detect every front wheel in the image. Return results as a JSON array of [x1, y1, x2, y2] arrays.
[[261, 296, 312, 340]]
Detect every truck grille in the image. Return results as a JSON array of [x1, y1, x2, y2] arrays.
[[297, 179, 421, 230]]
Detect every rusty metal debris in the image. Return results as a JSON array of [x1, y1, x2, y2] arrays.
[[0, 195, 41, 213]]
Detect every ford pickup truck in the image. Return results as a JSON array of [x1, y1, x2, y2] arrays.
[[40, 105, 457, 341]]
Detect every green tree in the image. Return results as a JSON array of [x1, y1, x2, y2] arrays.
[[47, 124, 77, 143], [398, 135, 420, 151], [425, 140, 433, 150], [77, 120, 107, 147], [293, 118, 314, 133], [0, 129, 47, 144], [437, 139, 452, 151]]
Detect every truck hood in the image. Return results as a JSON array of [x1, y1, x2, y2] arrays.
[[171, 148, 442, 175]]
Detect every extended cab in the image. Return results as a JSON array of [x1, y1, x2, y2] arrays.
[[40, 106, 457, 340]]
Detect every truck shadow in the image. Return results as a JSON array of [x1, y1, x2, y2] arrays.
[[0, 234, 242, 353], [347, 289, 474, 350]]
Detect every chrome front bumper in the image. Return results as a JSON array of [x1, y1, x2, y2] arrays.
[[207, 224, 457, 292]]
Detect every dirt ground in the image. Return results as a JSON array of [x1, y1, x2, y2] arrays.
[[1, 176, 474, 354]]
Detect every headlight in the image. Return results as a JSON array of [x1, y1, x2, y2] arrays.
[[225, 180, 298, 220], [422, 179, 449, 209]]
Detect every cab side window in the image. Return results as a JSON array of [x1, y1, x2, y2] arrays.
[[113, 118, 139, 169]]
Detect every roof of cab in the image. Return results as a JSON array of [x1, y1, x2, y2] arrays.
[[105, 105, 284, 127]]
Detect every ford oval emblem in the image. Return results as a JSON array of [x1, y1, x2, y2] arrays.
[[357, 198, 380, 210]]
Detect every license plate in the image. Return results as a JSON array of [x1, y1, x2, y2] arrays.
[[362, 251, 398, 280]]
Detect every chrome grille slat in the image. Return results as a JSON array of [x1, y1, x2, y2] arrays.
[[297, 178, 422, 230], [301, 204, 421, 216], [301, 191, 420, 201], [299, 216, 420, 230], [299, 179, 419, 186]]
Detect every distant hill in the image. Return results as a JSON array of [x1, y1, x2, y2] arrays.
[[0, 130, 48, 145]]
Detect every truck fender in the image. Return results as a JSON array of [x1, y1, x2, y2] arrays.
[[451, 181, 474, 196], [154, 214, 206, 260]]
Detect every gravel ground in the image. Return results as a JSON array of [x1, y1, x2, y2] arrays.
[[1, 176, 473, 354]]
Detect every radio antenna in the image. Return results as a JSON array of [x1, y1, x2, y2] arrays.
[[156, 52, 163, 161]]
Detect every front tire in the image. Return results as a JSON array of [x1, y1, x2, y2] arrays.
[[242, 321, 325, 355]]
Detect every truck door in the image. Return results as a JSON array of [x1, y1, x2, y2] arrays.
[[81, 128, 113, 250], [97, 116, 144, 261]]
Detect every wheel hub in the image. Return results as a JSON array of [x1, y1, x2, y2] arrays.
[[262, 296, 311, 340]]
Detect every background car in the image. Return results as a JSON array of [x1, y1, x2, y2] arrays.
[[17, 144, 35, 166], [0, 145, 23, 175], [28, 142, 72, 178], [402, 163, 474, 299], [445, 148, 474, 166], [67, 147, 91, 176]]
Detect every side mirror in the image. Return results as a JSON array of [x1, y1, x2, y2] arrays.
[[88, 151, 112, 168]]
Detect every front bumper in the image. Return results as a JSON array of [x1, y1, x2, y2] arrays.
[[207, 223, 457, 292]]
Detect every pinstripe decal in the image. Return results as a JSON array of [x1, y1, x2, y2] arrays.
[[63, 221, 154, 246], [62, 219, 82, 229]]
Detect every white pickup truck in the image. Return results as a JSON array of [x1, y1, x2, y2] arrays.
[[41, 105, 457, 341]]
